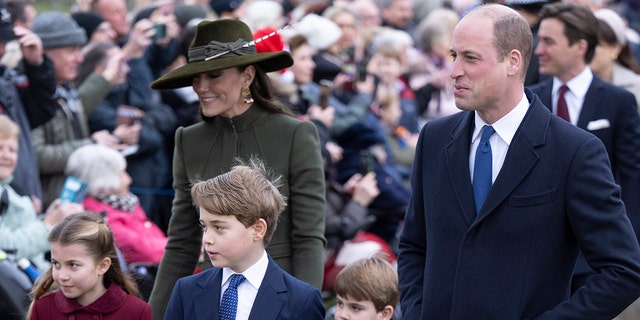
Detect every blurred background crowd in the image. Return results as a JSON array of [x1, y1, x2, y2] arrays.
[[3, 0, 640, 318]]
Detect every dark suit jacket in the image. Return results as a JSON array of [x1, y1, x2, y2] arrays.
[[530, 76, 640, 288], [164, 257, 325, 320], [397, 89, 640, 319], [529, 76, 640, 240]]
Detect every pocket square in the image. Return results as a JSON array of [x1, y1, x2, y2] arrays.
[[586, 119, 610, 131]]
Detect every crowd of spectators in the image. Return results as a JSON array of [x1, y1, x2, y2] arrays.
[[4, 0, 640, 318]]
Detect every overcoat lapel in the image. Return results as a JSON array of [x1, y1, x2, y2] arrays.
[[446, 112, 477, 226], [473, 93, 549, 225]]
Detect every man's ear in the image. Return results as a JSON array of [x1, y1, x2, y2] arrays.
[[252, 218, 267, 242], [575, 38, 589, 60], [507, 49, 523, 77]]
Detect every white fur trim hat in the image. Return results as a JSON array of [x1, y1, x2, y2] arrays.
[[594, 8, 627, 46], [282, 14, 341, 51]]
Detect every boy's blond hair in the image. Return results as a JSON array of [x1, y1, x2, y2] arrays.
[[190, 157, 286, 245], [0, 115, 20, 140], [334, 257, 399, 312]]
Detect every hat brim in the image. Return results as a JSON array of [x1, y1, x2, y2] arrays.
[[151, 51, 293, 90]]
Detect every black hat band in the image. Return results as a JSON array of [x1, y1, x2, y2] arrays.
[[188, 39, 256, 62]]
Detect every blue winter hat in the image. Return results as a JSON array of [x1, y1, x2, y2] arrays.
[[32, 11, 87, 49]]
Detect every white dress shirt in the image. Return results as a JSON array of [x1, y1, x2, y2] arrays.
[[552, 67, 592, 126], [470, 93, 530, 183], [220, 251, 268, 320]]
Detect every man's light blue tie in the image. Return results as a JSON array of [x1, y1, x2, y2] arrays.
[[219, 274, 245, 320], [473, 125, 495, 213]]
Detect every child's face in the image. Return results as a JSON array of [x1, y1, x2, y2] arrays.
[[50, 242, 110, 306], [378, 102, 402, 127], [199, 209, 265, 273], [0, 137, 18, 181], [371, 53, 402, 85], [334, 295, 393, 320]]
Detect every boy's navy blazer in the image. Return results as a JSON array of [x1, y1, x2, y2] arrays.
[[163, 256, 325, 320]]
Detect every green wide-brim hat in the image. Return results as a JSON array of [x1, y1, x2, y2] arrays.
[[151, 19, 293, 90]]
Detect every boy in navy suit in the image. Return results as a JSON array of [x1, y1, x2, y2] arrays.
[[164, 158, 325, 320]]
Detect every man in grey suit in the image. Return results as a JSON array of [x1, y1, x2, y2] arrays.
[[398, 4, 640, 319], [528, 2, 640, 293]]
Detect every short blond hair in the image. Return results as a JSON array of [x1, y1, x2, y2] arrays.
[[334, 257, 399, 312], [0, 115, 20, 141], [190, 157, 286, 245]]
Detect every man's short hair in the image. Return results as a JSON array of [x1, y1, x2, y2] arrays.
[[539, 2, 599, 63]]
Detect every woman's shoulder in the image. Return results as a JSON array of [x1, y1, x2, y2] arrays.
[[177, 121, 208, 134], [263, 111, 306, 126], [613, 63, 640, 88], [259, 109, 322, 131]]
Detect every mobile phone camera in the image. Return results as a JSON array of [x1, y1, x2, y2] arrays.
[[152, 23, 167, 41]]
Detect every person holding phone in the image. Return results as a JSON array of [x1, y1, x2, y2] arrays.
[[281, 33, 375, 138], [78, 40, 177, 231], [30, 12, 123, 211], [65, 144, 167, 268]]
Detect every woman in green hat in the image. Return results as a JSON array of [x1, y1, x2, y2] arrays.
[[148, 18, 326, 320]]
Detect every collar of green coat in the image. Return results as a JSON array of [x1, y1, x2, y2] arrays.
[[205, 106, 270, 132]]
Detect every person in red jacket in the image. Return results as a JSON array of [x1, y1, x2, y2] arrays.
[[27, 212, 152, 319], [64, 144, 167, 266]]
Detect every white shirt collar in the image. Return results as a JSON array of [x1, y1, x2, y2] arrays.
[[553, 66, 593, 100], [221, 250, 268, 290], [473, 93, 529, 146]]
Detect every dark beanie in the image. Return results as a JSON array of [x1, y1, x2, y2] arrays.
[[209, 0, 243, 16], [71, 12, 104, 40], [32, 11, 87, 49], [175, 4, 207, 29]]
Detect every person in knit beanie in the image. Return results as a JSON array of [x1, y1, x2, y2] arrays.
[[71, 12, 116, 46], [30, 11, 124, 210], [31, 11, 86, 53]]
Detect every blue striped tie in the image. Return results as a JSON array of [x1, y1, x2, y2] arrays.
[[473, 126, 495, 213], [219, 274, 245, 320]]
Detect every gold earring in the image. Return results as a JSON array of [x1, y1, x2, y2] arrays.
[[242, 87, 254, 104]]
